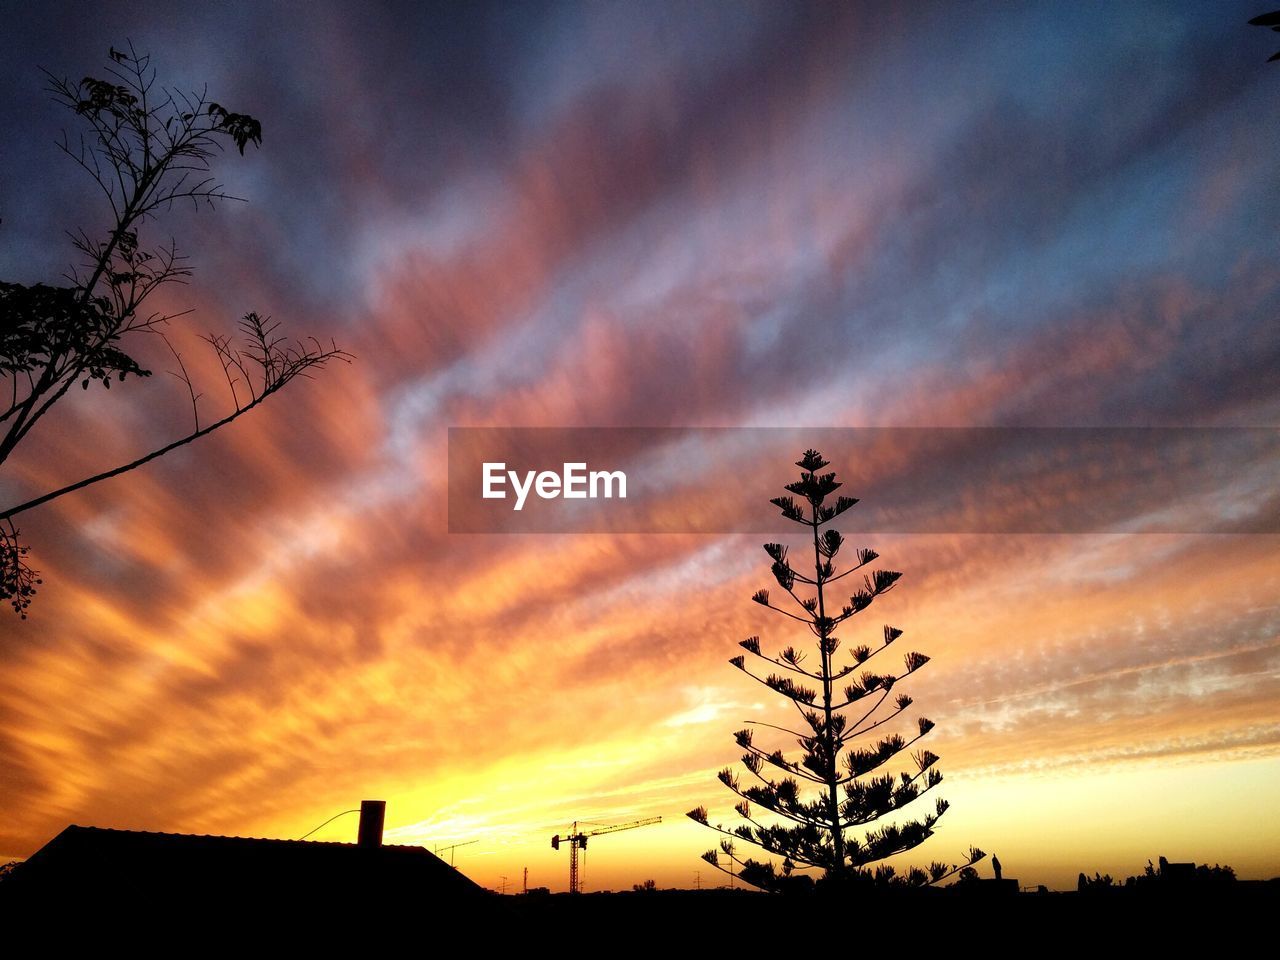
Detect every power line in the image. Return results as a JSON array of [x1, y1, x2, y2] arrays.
[[297, 809, 359, 841]]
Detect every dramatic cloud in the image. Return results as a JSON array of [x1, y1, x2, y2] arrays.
[[1, 1, 1277, 890]]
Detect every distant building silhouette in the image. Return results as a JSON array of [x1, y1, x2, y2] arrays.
[[1157, 856, 1196, 885]]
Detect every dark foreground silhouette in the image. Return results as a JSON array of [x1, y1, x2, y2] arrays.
[[2, 801, 1275, 939], [3, 835, 1276, 934], [0, 800, 484, 917], [2, 823, 485, 910]]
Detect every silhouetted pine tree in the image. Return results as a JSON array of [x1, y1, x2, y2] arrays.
[[688, 450, 984, 892]]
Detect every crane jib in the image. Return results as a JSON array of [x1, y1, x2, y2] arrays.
[[550, 816, 662, 893]]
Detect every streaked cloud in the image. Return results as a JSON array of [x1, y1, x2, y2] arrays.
[[0, 1, 1277, 890]]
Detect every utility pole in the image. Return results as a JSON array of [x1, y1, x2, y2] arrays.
[[523, 866, 528, 894], [694, 870, 701, 891]]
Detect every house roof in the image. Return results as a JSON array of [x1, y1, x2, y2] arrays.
[[2, 824, 487, 907]]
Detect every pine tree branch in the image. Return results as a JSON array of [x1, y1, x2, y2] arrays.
[[731, 785, 829, 830], [738, 741, 826, 785], [844, 696, 909, 741], [837, 728, 933, 785], [743, 719, 810, 739], [728, 660, 820, 708], [837, 684, 895, 732], [753, 599, 812, 624], [738, 641, 827, 681], [932, 849, 988, 886], [822, 552, 880, 586], [842, 772, 942, 828], [700, 855, 770, 891], [837, 632, 900, 675]]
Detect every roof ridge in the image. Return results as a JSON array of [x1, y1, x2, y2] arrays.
[[65, 824, 427, 850]]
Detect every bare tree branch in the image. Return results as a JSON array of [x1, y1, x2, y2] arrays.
[[0, 315, 351, 523], [1, 44, 344, 617]]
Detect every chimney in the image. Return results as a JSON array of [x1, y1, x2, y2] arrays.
[[358, 799, 385, 848]]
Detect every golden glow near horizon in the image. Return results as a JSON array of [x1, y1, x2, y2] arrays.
[[5, 489, 1279, 890], [3, 3, 1280, 895]]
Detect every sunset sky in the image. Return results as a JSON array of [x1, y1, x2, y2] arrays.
[[2, 1, 1278, 893]]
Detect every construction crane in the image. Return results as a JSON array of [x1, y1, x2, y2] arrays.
[[551, 817, 661, 894]]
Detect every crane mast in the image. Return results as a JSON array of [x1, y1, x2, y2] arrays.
[[551, 816, 661, 893]]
